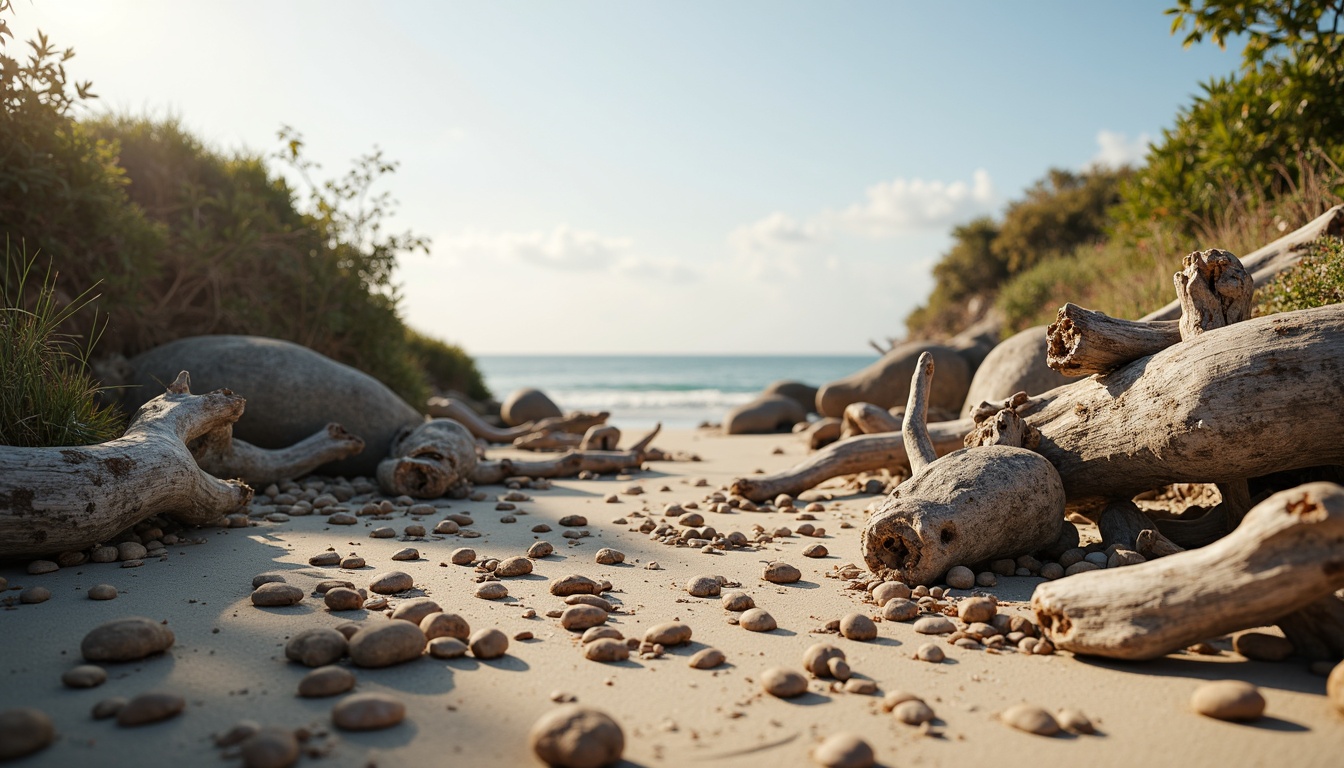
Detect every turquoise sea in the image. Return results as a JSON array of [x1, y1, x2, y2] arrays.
[[474, 355, 877, 429]]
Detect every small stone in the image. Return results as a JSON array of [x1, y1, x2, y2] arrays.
[[958, 597, 996, 624], [450, 548, 476, 565], [1327, 661, 1344, 714], [214, 721, 260, 747], [81, 616, 175, 662], [739, 608, 777, 632], [27, 560, 58, 575], [90, 546, 119, 563], [561, 605, 610, 631], [339, 556, 366, 569], [677, 512, 705, 527], [240, 727, 300, 768], [559, 514, 589, 527], [843, 679, 878, 696], [567, 595, 615, 612], [332, 692, 405, 731], [328, 513, 358, 525], [389, 598, 442, 626], [347, 622, 426, 668], [644, 622, 692, 646], [803, 643, 845, 677], [802, 543, 828, 558], [298, 666, 355, 697], [285, 627, 348, 667], [584, 638, 630, 662], [1232, 631, 1294, 662], [1191, 681, 1266, 721], [433, 520, 459, 535], [117, 691, 185, 726], [469, 628, 509, 659], [975, 571, 997, 587], [0, 708, 54, 760], [839, 613, 877, 641], [762, 561, 801, 584], [761, 667, 808, 698], [421, 612, 471, 641], [371, 526, 395, 539], [404, 524, 426, 537], [582, 627, 624, 644], [19, 586, 50, 604], [428, 637, 470, 659], [721, 591, 755, 611], [87, 584, 118, 601], [689, 648, 726, 669], [252, 582, 304, 607], [92, 698, 126, 720], [529, 541, 556, 558], [912, 616, 955, 635], [496, 556, 534, 577], [914, 643, 945, 663], [1000, 704, 1060, 735], [594, 548, 625, 565], [549, 574, 600, 597], [390, 548, 419, 562], [1039, 562, 1064, 580], [686, 575, 721, 597], [870, 581, 912, 605], [812, 732, 875, 768], [476, 582, 509, 600], [893, 699, 935, 726], [1064, 561, 1101, 576], [117, 542, 148, 561], [61, 664, 107, 689], [944, 565, 975, 589], [1056, 708, 1095, 735], [324, 587, 363, 611], [826, 657, 852, 682], [309, 552, 341, 566], [368, 571, 414, 594], [529, 705, 625, 768], [880, 598, 919, 622]]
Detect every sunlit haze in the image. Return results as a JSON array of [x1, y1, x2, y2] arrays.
[[13, 1, 1243, 353]]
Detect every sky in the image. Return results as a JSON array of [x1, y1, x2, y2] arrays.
[[11, 1, 1245, 354]]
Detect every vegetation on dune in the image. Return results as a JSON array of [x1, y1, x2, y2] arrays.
[[1254, 235, 1344, 316], [906, 0, 1344, 341], [0, 4, 489, 416]]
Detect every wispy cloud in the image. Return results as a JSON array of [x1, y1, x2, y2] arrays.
[[1091, 129, 1150, 169], [729, 169, 996, 256], [435, 225, 699, 282]]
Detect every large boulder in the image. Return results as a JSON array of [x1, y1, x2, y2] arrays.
[[762, 380, 818, 415], [959, 326, 1070, 418], [500, 388, 563, 427], [123, 336, 423, 477], [724, 395, 806, 435], [816, 343, 969, 419]]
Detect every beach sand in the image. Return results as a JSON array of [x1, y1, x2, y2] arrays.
[[1, 428, 1340, 767]]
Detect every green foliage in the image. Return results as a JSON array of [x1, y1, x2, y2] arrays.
[[405, 329, 493, 403], [1166, 0, 1344, 72], [1254, 235, 1344, 315], [1, 243, 124, 447]]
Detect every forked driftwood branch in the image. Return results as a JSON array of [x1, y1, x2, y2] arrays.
[[425, 397, 608, 444], [0, 372, 254, 558], [191, 422, 365, 486], [1031, 482, 1344, 660]]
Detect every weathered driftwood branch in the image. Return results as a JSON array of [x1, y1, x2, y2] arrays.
[[735, 304, 1344, 502], [800, 417, 842, 450], [191, 422, 364, 486], [0, 372, 254, 558], [513, 431, 583, 452], [425, 397, 609, 444], [841, 403, 902, 440], [474, 425, 662, 485], [579, 425, 621, 451], [1046, 306, 1182, 377], [1032, 483, 1344, 660], [1142, 204, 1344, 322], [963, 394, 1040, 450], [1175, 248, 1254, 340], [859, 355, 1064, 585]]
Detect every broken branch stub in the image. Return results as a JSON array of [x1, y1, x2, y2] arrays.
[[901, 352, 938, 475], [191, 422, 364, 486], [1031, 482, 1344, 661], [0, 371, 254, 558], [1046, 304, 1182, 377], [376, 419, 478, 499], [1175, 248, 1254, 341]]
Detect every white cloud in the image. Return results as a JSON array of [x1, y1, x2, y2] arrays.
[[830, 169, 995, 236], [439, 225, 632, 271], [730, 169, 996, 257], [1091, 130, 1150, 168]]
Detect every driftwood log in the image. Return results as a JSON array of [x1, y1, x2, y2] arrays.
[[959, 325, 1069, 416], [1031, 482, 1344, 660], [859, 354, 1064, 585], [734, 303, 1344, 502], [377, 419, 663, 498], [800, 417, 842, 450], [425, 397, 608, 444], [191, 422, 365, 486], [0, 372, 253, 558]]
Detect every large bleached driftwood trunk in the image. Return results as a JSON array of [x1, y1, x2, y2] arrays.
[[0, 373, 254, 558], [1031, 482, 1344, 660], [734, 304, 1344, 502]]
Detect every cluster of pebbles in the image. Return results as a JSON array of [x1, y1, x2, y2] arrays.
[[6, 465, 1343, 768]]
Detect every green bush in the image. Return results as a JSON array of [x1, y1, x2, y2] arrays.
[[1, 244, 123, 446], [406, 329, 492, 403], [1255, 235, 1344, 315]]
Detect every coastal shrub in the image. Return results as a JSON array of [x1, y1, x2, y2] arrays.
[[1, 245, 124, 447], [406, 329, 493, 403], [1254, 236, 1344, 316]]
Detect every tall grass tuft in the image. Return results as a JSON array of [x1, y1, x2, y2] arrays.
[[1, 242, 124, 447]]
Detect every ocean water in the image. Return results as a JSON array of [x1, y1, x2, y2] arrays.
[[475, 355, 877, 429]]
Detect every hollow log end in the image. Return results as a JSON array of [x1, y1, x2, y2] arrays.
[[377, 456, 455, 499]]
